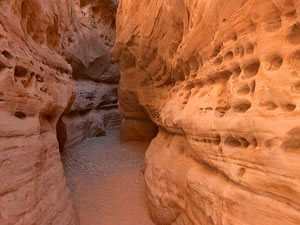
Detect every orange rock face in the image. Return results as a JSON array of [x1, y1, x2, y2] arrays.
[[0, 1, 79, 224], [0, 0, 117, 224], [113, 0, 300, 224], [0, 0, 122, 224]]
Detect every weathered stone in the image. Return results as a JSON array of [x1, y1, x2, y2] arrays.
[[57, 108, 122, 150], [113, 0, 300, 224], [0, 0, 120, 224], [120, 119, 158, 143], [60, 0, 121, 150], [0, 1, 78, 224]]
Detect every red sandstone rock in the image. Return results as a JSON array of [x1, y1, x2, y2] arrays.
[[0, 0, 119, 224], [120, 119, 158, 143], [0, 1, 79, 225], [113, 0, 300, 224]]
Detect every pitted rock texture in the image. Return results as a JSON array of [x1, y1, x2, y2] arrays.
[[59, 0, 121, 150], [1, 0, 120, 224], [0, 1, 78, 225], [113, 0, 300, 224]]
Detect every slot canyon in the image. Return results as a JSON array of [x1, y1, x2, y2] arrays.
[[1, 0, 300, 225]]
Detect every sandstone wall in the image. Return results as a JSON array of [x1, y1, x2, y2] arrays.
[[0, 1, 79, 225], [0, 0, 120, 224], [58, 0, 121, 150], [112, 0, 300, 224]]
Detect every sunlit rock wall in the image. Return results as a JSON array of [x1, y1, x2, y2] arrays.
[[0, 0, 122, 224], [113, 0, 300, 224]]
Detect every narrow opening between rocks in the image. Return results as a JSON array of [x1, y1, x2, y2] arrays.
[[53, 1, 158, 224]]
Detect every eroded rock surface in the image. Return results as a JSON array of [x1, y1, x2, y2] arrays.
[[0, 0, 120, 224], [58, 0, 121, 150], [113, 0, 300, 224], [0, 1, 79, 225]]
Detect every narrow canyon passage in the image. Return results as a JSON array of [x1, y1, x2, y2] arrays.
[[62, 131, 155, 225], [3, 0, 300, 224]]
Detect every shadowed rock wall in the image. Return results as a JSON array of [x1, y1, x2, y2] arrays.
[[58, 0, 121, 150], [112, 0, 300, 224]]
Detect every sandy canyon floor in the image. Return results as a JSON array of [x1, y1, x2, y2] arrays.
[[62, 131, 155, 225]]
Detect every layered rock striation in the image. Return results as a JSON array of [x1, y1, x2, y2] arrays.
[[113, 0, 300, 224], [0, 1, 78, 224], [0, 0, 119, 224]]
